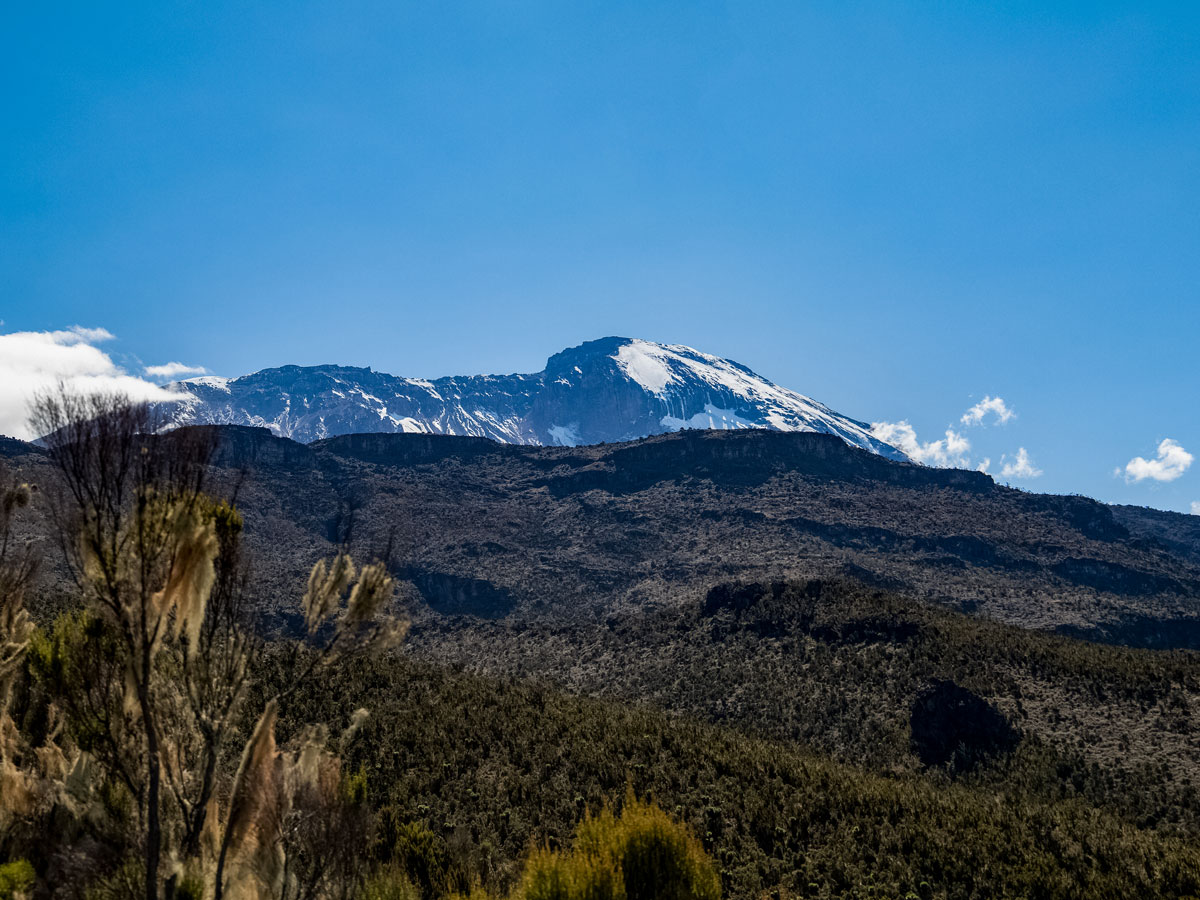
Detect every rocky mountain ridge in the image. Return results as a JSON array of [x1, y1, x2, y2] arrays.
[[163, 336, 907, 459], [9, 425, 1195, 647]]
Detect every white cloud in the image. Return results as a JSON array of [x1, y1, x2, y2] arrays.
[[999, 447, 1042, 480], [68, 326, 117, 343], [876, 397, 1039, 479], [0, 327, 188, 440], [870, 420, 972, 468], [1121, 439, 1193, 483], [961, 396, 1015, 426], [1191, 501, 1200, 516], [145, 361, 209, 380]]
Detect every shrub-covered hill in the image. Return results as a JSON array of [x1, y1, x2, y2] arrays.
[[412, 576, 1200, 840], [264, 650, 1200, 900]]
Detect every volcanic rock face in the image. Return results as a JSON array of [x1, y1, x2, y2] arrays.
[[164, 337, 906, 459]]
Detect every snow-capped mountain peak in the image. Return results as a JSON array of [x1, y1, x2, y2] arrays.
[[163, 337, 907, 460]]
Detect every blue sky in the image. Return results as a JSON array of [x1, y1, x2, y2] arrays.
[[1, 2, 1197, 512]]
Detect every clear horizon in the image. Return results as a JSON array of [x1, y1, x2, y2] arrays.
[[2, 2, 1197, 514]]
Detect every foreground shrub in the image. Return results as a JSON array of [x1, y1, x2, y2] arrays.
[[376, 815, 453, 899], [362, 866, 423, 900], [519, 796, 719, 900], [0, 860, 34, 900]]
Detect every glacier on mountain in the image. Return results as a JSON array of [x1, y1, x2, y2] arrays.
[[164, 337, 907, 461]]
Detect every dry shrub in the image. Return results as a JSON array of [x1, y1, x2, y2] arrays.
[[215, 703, 374, 900]]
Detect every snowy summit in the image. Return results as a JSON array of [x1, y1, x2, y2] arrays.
[[164, 337, 907, 460]]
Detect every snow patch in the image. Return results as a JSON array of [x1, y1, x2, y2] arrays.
[[396, 417, 430, 434], [613, 340, 677, 395], [548, 423, 582, 446], [184, 375, 232, 393], [608, 339, 900, 458], [661, 404, 758, 432]]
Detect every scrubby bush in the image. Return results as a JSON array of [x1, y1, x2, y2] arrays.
[[519, 796, 719, 900], [0, 860, 34, 900], [361, 866, 422, 900], [376, 815, 453, 900]]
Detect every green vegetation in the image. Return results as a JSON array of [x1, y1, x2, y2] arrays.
[[518, 796, 720, 900], [0, 860, 34, 900], [360, 869, 421, 900], [256, 648, 1200, 900], [416, 576, 1200, 836]]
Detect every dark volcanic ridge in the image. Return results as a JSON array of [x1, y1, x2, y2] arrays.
[[7, 424, 1198, 649]]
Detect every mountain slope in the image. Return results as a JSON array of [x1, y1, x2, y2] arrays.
[[10, 425, 1200, 646], [165, 337, 906, 459]]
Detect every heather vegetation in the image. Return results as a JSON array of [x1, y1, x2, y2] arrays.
[[2, 395, 1200, 898], [418, 575, 1200, 840], [252, 648, 1200, 900]]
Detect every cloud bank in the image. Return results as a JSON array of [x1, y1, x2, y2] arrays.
[[144, 361, 209, 380], [872, 396, 1039, 478], [0, 327, 189, 440], [870, 421, 972, 467], [1120, 439, 1193, 483], [961, 396, 1015, 426], [1192, 502, 1200, 516]]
